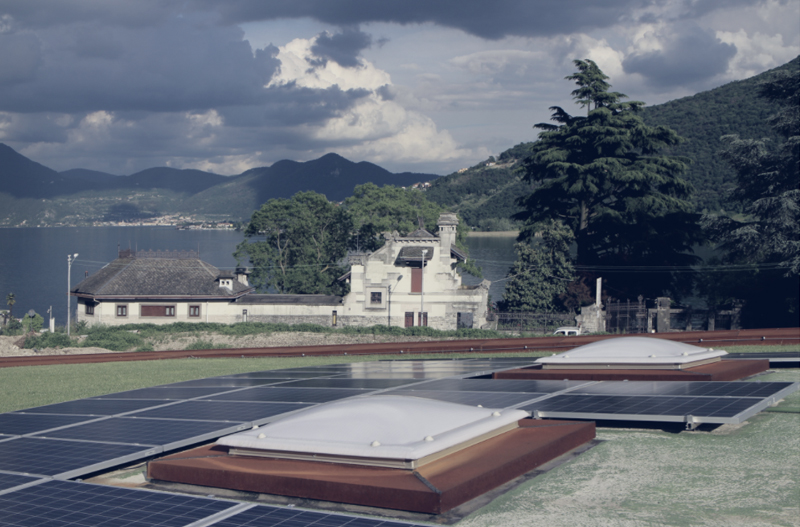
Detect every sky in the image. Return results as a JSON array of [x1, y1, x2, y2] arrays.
[[0, 0, 798, 177]]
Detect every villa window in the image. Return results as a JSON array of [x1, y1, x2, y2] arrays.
[[370, 292, 382, 304], [85, 303, 95, 315], [141, 305, 176, 317], [189, 305, 201, 317], [116, 304, 128, 317]]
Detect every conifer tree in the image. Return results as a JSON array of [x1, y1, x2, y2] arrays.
[[517, 59, 701, 299]]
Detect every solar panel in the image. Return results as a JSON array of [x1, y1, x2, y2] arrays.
[[381, 390, 545, 408], [0, 437, 156, 478], [131, 401, 311, 423], [409, 378, 589, 393], [221, 371, 336, 379], [522, 394, 775, 424], [0, 479, 237, 527], [0, 473, 41, 494], [570, 380, 798, 398], [37, 417, 249, 449], [98, 387, 241, 400], [279, 378, 423, 389], [207, 503, 426, 527], [0, 413, 102, 435], [21, 398, 173, 416], [207, 387, 369, 404], [161, 378, 295, 388]]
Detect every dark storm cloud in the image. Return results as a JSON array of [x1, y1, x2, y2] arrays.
[[622, 25, 737, 89], [190, 0, 653, 39], [310, 28, 372, 68], [0, 16, 281, 114]]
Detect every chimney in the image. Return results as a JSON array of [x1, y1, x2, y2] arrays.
[[235, 267, 250, 286], [437, 213, 458, 254]]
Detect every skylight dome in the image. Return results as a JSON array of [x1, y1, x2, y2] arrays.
[[217, 395, 528, 468], [536, 337, 727, 370]]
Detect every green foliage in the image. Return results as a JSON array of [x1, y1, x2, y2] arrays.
[[517, 59, 702, 299], [81, 328, 145, 351], [641, 57, 798, 212], [5, 292, 15, 318], [343, 183, 444, 251], [236, 191, 351, 295], [21, 313, 44, 333], [184, 339, 229, 350], [1, 317, 23, 335], [21, 332, 73, 349], [500, 221, 576, 312], [700, 62, 800, 327]]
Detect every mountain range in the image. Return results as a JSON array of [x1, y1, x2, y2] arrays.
[[0, 147, 436, 226]]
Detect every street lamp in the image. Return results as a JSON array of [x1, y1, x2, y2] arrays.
[[387, 275, 403, 327], [67, 253, 78, 336], [420, 249, 428, 327]]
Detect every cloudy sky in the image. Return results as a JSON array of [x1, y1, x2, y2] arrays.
[[1, 0, 797, 176]]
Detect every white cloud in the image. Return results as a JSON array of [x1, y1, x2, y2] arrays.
[[717, 29, 800, 80], [269, 36, 484, 168]]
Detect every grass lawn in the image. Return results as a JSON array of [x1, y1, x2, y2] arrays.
[[1, 346, 797, 526]]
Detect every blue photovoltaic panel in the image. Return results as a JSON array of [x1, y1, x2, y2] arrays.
[[523, 394, 766, 420], [0, 479, 237, 527], [408, 378, 588, 393], [159, 378, 292, 388], [0, 413, 101, 435], [208, 503, 424, 527], [221, 371, 336, 379], [279, 378, 422, 390], [130, 401, 310, 422], [97, 387, 240, 400], [21, 398, 172, 416], [207, 387, 369, 403], [37, 417, 245, 447], [570, 381, 798, 398], [0, 437, 153, 477], [379, 390, 545, 408], [0, 473, 41, 493]]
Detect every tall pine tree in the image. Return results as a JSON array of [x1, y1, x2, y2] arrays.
[[516, 59, 701, 299]]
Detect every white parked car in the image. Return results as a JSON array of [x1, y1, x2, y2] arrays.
[[553, 326, 581, 336]]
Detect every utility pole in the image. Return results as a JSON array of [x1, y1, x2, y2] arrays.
[[387, 275, 403, 327], [420, 249, 428, 326], [67, 253, 78, 336]]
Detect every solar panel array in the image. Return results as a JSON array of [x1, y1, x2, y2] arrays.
[[0, 355, 796, 527]]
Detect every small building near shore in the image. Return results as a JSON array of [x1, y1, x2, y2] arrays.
[[71, 214, 490, 330]]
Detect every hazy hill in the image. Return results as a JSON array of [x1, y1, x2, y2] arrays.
[[0, 146, 437, 226], [426, 56, 799, 227]]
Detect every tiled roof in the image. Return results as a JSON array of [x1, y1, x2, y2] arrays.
[[71, 258, 252, 298], [406, 228, 436, 239], [397, 246, 435, 262]]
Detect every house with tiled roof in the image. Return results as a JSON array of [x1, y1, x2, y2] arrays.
[[72, 214, 489, 329], [71, 250, 255, 325]]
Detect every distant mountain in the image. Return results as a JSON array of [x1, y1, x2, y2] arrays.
[[426, 56, 799, 227], [0, 145, 438, 226]]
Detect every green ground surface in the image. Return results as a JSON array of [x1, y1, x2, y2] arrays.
[[1, 347, 798, 526]]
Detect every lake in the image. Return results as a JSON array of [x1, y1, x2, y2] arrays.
[[0, 227, 517, 325]]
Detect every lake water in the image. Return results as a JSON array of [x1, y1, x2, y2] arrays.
[[0, 227, 517, 325]]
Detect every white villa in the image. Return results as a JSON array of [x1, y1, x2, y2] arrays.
[[71, 214, 490, 330]]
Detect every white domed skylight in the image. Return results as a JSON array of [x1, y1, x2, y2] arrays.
[[536, 337, 727, 370], [217, 395, 528, 469]]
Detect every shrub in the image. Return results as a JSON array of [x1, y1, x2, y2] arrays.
[[21, 313, 44, 334], [21, 332, 74, 349], [185, 339, 229, 350], [81, 329, 144, 351], [1, 318, 24, 336]]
